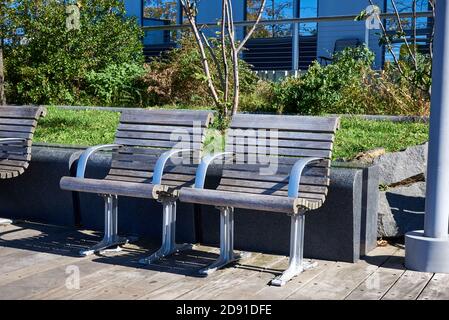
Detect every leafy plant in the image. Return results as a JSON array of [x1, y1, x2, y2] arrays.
[[143, 34, 259, 111], [270, 46, 430, 116], [4, 0, 144, 105], [274, 46, 375, 115], [85, 63, 146, 107]]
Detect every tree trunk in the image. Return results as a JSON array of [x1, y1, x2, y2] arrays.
[[0, 45, 5, 106]]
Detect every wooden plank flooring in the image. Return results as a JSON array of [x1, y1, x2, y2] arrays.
[[0, 222, 448, 300]]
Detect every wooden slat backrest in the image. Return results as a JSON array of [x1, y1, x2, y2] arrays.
[[106, 109, 213, 189], [0, 106, 47, 179], [220, 114, 340, 207]]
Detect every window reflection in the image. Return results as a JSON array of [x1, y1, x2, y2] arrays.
[[143, 0, 178, 23], [246, 0, 317, 38]]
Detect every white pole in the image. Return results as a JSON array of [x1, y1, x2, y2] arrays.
[[405, 0, 449, 273], [424, 0, 449, 239]]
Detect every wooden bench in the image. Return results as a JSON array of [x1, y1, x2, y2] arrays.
[[60, 109, 213, 258], [0, 105, 47, 224], [179, 114, 340, 286]]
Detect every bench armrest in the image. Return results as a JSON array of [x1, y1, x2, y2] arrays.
[[288, 157, 323, 198], [76, 144, 123, 178], [152, 149, 196, 184], [194, 152, 234, 189], [0, 138, 26, 144]]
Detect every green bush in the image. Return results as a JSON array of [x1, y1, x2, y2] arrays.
[[4, 0, 144, 106], [274, 46, 375, 115], [85, 63, 146, 107], [271, 46, 430, 116], [143, 35, 259, 108], [239, 80, 279, 113]]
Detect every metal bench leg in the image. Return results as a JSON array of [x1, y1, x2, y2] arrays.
[[271, 213, 317, 286], [139, 199, 192, 265], [199, 207, 247, 276], [79, 195, 128, 256]]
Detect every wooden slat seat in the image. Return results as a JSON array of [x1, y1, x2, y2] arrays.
[[60, 109, 213, 195], [0, 106, 46, 180], [60, 177, 168, 199], [0, 105, 46, 225], [180, 114, 339, 213], [59, 109, 213, 258], [178, 113, 339, 285]]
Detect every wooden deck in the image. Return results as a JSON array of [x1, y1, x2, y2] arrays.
[[0, 222, 448, 300]]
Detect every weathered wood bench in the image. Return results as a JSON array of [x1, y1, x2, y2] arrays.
[[60, 109, 213, 258], [179, 114, 340, 286], [0, 105, 47, 224]]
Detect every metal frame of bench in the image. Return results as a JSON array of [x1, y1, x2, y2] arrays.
[[0, 105, 47, 225], [60, 109, 213, 257], [179, 114, 340, 286]]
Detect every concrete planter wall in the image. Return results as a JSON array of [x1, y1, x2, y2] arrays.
[[351, 143, 428, 238], [0, 144, 380, 263]]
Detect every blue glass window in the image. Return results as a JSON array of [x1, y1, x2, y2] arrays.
[[143, 0, 178, 23], [384, 0, 433, 62], [247, 0, 294, 37], [246, 0, 317, 38]]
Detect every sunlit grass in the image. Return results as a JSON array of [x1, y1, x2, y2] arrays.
[[34, 108, 429, 159]]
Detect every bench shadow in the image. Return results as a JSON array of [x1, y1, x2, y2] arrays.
[[0, 221, 232, 277], [90, 242, 230, 277], [0, 221, 111, 258]]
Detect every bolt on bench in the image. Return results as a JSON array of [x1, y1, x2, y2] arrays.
[[179, 114, 340, 286], [60, 109, 213, 257], [0, 105, 46, 225]]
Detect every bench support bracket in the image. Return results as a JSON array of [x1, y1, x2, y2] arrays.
[[139, 198, 192, 265], [271, 213, 317, 286], [199, 207, 248, 275], [79, 195, 128, 256]]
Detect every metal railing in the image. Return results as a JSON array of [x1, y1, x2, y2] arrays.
[[141, 12, 433, 31], [141, 11, 434, 72]]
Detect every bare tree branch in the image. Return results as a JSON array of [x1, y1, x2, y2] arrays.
[[180, 0, 221, 108], [200, 31, 226, 98], [180, 0, 266, 118], [429, 0, 435, 60], [221, 0, 230, 115], [391, 0, 418, 68], [237, 0, 266, 53], [226, 0, 240, 115], [368, 0, 403, 74]]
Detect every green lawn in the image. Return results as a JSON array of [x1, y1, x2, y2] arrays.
[[34, 107, 120, 146], [34, 107, 429, 160], [334, 117, 429, 160]]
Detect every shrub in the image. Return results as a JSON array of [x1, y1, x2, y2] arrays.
[[142, 35, 259, 108], [272, 46, 430, 116], [85, 63, 146, 107], [4, 0, 144, 106], [240, 80, 279, 113], [274, 46, 375, 115]]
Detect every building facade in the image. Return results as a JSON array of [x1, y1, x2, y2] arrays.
[[124, 0, 433, 71]]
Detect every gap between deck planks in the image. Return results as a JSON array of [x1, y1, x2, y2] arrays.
[[345, 248, 406, 300], [286, 245, 399, 300], [1, 223, 448, 300]]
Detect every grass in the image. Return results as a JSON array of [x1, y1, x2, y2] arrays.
[[34, 106, 120, 146], [34, 107, 429, 159], [334, 117, 429, 160]]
